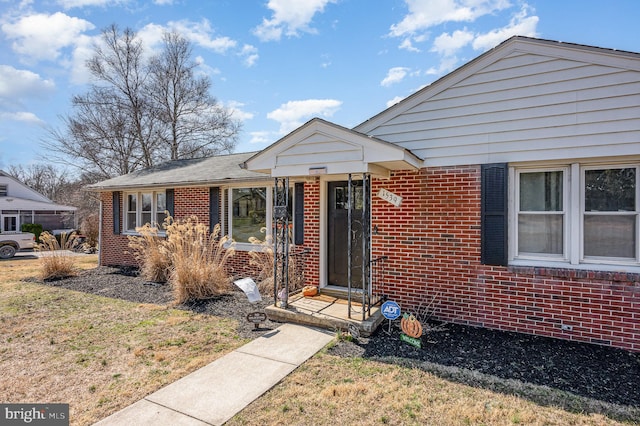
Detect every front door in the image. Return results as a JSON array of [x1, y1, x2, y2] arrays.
[[327, 180, 366, 288]]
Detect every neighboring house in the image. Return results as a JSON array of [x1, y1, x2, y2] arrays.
[[91, 36, 640, 352], [0, 170, 77, 233]]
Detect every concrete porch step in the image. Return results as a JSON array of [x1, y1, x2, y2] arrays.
[[265, 292, 385, 337]]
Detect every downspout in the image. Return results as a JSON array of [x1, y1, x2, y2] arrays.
[[98, 198, 103, 266]]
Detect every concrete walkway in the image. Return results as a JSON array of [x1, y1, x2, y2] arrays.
[[94, 323, 334, 426]]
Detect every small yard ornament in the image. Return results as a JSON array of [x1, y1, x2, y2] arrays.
[[302, 285, 318, 297], [400, 313, 423, 348]]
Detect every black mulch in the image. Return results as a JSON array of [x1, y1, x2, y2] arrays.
[[38, 266, 640, 423]]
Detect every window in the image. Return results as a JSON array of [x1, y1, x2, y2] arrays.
[[0, 184, 7, 197], [225, 185, 297, 248], [124, 191, 166, 232], [2, 215, 18, 232], [583, 167, 637, 260], [516, 169, 566, 259], [231, 187, 268, 243], [511, 163, 640, 267]]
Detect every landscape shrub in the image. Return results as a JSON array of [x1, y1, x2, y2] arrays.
[[128, 216, 235, 303], [249, 229, 304, 297], [164, 217, 235, 304], [38, 231, 78, 280], [80, 213, 99, 248], [22, 223, 43, 241], [128, 222, 171, 283]]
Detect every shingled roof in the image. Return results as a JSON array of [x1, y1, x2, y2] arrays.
[[86, 152, 268, 191]]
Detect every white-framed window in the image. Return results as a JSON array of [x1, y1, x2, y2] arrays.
[[225, 184, 295, 250], [228, 186, 270, 246], [515, 168, 568, 260], [582, 166, 638, 263], [124, 191, 167, 232], [511, 162, 640, 267]]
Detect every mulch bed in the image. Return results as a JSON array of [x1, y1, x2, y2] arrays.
[[39, 266, 640, 422]]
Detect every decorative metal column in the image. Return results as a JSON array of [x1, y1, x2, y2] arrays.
[[347, 173, 371, 320], [273, 177, 290, 308]]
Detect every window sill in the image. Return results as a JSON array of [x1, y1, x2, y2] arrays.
[[508, 259, 640, 281], [122, 231, 167, 237], [228, 242, 262, 252]]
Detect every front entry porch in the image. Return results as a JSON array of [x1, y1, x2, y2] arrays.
[[265, 290, 385, 337]]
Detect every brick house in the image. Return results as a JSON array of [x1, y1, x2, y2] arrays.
[[90, 36, 640, 352]]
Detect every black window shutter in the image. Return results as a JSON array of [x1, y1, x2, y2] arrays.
[[166, 188, 174, 217], [112, 191, 121, 235], [294, 182, 304, 245], [209, 187, 220, 234], [481, 163, 508, 266]]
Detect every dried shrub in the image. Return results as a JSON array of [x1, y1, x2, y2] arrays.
[[249, 229, 304, 296], [38, 231, 78, 280], [80, 213, 99, 248], [128, 222, 171, 283], [164, 217, 235, 304]]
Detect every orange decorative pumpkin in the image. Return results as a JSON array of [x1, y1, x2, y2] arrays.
[[302, 286, 318, 297], [400, 313, 423, 338]]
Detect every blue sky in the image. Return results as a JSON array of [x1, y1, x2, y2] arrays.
[[1, 0, 640, 171]]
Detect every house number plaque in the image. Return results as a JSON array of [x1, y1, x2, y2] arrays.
[[377, 188, 402, 207]]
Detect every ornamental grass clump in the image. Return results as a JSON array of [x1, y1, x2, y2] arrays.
[[128, 216, 235, 304], [164, 217, 235, 304], [38, 231, 78, 280], [128, 222, 171, 283], [248, 230, 303, 296]]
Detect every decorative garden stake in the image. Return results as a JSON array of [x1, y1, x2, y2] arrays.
[[400, 313, 423, 348]]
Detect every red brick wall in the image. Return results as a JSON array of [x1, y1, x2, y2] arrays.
[[99, 192, 134, 266], [97, 170, 640, 351], [99, 188, 268, 279], [370, 167, 640, 352]]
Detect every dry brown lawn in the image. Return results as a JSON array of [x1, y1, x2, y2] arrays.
[[1, 255, 636, 426], [0, 255, 246, 425], [229, 353, 631, 426]]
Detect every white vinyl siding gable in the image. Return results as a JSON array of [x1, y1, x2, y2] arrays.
[[357, 43, 640, 167]]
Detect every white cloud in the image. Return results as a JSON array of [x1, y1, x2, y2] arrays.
[[253, 0, 337, 42], [386, 95, 406, 108], [381, 67, 411, 87], [249, 130, 273, 145], [240, 44, 259, 67], [57, 0, 128, 8], [399, 38, 420, 52], [138, 20, 257, 71], [472, 5, 539, 51], [390, 0, 512, 37], [1, 12, 95, 62], [0, 65, 55, 100], [425, 55, 460, 75], [224, 100, 254, 122], [138, 20, 237, 56], [267, 99, 341, 134], [431, 29, 474, 56], [0, 111, 44, 125]]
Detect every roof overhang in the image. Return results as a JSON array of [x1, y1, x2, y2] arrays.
[[243, 118, 422, 178]]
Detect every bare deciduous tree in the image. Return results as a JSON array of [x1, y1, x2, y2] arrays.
[[7, 164, 70, 201], [148, 32, 239, 160], [45, 24, 239, 179]]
